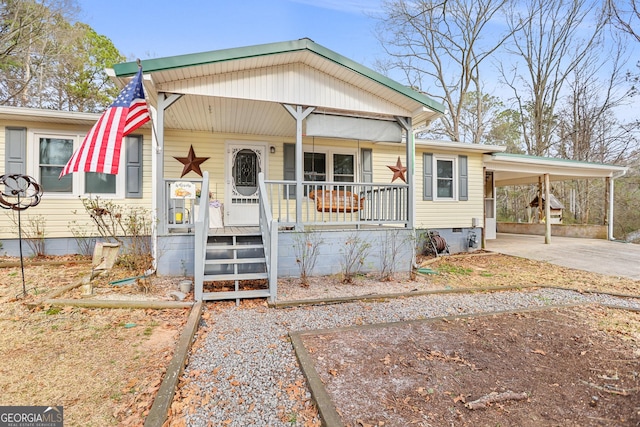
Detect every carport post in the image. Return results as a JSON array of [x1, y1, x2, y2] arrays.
[[608, 176, 614, 240], [544, 173, 551, 244]]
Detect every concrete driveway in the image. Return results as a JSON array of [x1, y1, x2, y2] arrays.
[[485, 233, 640, 281]]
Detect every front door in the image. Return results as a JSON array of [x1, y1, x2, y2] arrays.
[[225, 143, 266, 226]]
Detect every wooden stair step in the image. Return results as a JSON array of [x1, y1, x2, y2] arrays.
[[206, 243, 264, 250], [201, 289, 271, 301], [205, 257, 266, 265], [203, 272, 268, 282]]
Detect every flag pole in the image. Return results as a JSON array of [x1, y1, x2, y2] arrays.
[[136, 58, 160, 274]]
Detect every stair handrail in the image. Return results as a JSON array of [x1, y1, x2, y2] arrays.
[[258, 172, 278, 302], [194, 171, 210, 301]]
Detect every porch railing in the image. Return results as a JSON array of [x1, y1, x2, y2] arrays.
[[257, 173, 278, 301], [162, 177, 203, 234], [263, 180, 409, 227]]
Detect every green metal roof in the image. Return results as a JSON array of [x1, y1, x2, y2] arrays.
[[112, 38, 445, 114], [491, 152, 626, 169]]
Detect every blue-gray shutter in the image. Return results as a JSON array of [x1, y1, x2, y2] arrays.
[[125, 135, 143, 198], [283, 143, 296, 197], [5, 127, 26, 175], [361, 148, 373, 183], [423, 153, 433, 201], [458, 155, 468, 201]]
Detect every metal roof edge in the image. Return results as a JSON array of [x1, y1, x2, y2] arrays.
[[112, 38, 445, 115], [490, 152, 628, 171], [0, 105, 100, 122], [415, 139, 506, 154]]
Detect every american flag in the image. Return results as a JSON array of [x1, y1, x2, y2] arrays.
[[59, 68, 150, 178]]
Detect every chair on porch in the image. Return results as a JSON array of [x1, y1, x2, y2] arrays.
[[308, 189, 364, 213]]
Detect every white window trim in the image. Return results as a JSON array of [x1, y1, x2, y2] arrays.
[[433, 154, 457, 201], [28, 129, 126, 199], [301, 145, 358, 182]]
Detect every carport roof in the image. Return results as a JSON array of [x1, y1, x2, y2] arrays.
[[485, 152, 628, 186]]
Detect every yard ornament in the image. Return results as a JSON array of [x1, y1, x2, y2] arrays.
[[0, 174, 43, 297]]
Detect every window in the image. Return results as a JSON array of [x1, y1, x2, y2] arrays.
[[39, 137, 74, 193], [303, 150, 355, 190], [436, 158, 454, 198], [304, 152, 326, 181], [333, 153, 355, 183], [30, 132, 143, 198], [303, 151, 354, 183], [85, 172, 116, 194], [423, 153, 468, 201]]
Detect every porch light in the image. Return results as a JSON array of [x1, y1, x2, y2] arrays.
[[270, 146, 276, 154]]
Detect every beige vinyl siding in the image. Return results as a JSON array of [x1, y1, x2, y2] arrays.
[[160, 63, 412, 118], [0, 121, 153, 240], [415, 148, 485, 229]]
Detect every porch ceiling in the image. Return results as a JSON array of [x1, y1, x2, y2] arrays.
[[485, 153, 628, 186], [110, 39, 444, 138]]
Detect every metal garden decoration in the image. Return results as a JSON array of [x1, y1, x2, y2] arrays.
[[0, 174, 43, 297]]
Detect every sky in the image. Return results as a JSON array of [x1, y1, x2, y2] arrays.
[[78, 0, 639, 124], [77, 0, 387, 68]]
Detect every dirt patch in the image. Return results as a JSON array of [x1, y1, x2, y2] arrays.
[[0, 256, 191, 426], [277, 252, 640, 302], [299, 305, 640, 426]]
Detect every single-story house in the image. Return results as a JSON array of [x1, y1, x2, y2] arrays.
[[0, 38, 627, 302]]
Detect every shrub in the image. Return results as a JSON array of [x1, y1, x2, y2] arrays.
[[340, 232, 371, 284], [293, 230, 323, 286]]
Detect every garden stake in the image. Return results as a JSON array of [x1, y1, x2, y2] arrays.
[[0, 174, 43, 297]]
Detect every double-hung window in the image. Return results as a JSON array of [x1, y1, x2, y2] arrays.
[[303, 150, 355, 191], [423, 153, 468, 201], [39, 137, 75, 193], [436, 157, 455, 199], [31, 131, 143, 198]]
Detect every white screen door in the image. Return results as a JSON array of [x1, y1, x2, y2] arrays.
[[225, 143, 265, 226]]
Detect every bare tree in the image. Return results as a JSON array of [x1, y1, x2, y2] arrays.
[[500, 0, 607, 156], [556, 39, 637, 164], [606, 0, 640, 41], [376, 0, 516, 143]]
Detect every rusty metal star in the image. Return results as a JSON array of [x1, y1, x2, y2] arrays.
[[387, 156, 407, 183], [174, 145, 209, 177]]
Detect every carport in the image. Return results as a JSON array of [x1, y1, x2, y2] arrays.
[[483, 153, 628, 244]]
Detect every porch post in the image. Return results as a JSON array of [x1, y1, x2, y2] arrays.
[[396, 117, 414, 229], [283, 104, 315, 228], [608, 176, 614, 240], [149, 106, 158, 270], [156, 93, 182, 234], [544, 173, 551, 244]]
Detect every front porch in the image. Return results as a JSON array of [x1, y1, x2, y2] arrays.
[[158, 172, 415, 303]]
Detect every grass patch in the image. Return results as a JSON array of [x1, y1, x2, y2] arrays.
[[436, 263, 473, 275]]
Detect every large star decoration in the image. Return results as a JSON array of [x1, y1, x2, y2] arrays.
[[387, 156, 407, 183], [174, 145, 210, 178]]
